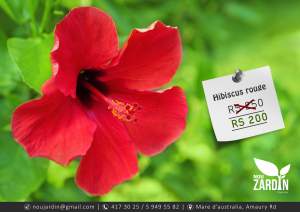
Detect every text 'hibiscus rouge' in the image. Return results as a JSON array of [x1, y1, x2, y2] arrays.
[[12, 7, 188, 195]]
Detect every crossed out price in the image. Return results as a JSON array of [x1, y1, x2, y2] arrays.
[[228, 98, 268, 131]]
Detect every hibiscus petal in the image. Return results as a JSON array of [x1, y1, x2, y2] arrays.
[[12, 87, 97, 166], [108, 86, 188, 156], [51, 7, 118, 97], [104, 21, 182, 90], [76, 101, 138, 195]]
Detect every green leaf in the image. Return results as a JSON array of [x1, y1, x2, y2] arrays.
[[0, 132, 49, 201], [0, 92, 29, 130], [47, 161, 78, 188], [60, 0, 91, 9], [31, 180, 94, 201], [101, 178, 179, 201], [0, 31, 20, 95], [7, 34, 53, 93]]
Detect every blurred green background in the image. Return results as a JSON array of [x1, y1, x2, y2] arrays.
[[0, 0, 299, 201]]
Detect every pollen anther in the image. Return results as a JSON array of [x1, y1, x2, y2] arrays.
[[108, 99, 140, 122]]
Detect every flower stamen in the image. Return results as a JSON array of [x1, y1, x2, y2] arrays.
[[81, 81, 141, 122], [108, 100, 140, 122]]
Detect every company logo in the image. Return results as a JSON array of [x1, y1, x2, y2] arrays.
[[253, 158, 290, 192]]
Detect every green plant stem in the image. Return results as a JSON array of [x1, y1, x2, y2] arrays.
[[39, 0, 52, 34], [30, 21, 37, 37]]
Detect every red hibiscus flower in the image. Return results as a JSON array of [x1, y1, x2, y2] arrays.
[[12, 7, 187, 195]]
